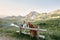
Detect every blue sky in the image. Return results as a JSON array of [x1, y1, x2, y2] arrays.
[[0, 0, 60, 17]]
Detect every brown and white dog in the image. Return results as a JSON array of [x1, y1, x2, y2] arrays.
[[28, 22, 37, 37]]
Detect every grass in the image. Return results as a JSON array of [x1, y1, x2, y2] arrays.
[[0, 19, 38, 40], [33, 18, 60, 40], [0, 27, 40, 40], [0, 18, 60, 40]]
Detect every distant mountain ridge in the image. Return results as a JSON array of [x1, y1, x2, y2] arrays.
[[48, 9, 60, 14], [1, 9, 60, 22], [35, 9, 60, 21]]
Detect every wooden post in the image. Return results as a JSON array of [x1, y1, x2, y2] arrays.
[[19, 25, 22, 34], [19, 26, 21, 34]]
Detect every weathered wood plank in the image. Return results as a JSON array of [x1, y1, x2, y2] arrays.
[[21, 27, 47, 32]]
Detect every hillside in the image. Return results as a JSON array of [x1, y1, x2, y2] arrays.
[[24, 11, 40, 21], [33, 18, 60, 40], [34, 9, 60, 21], [0, 9, 60, 22], [48, 9, 60, 17]]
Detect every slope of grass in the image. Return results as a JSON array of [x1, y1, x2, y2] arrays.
[[33, 18, 60, 40], [0, 27, 41, 40], [0, 18, 60, 40], [0, 20, 39, 40]]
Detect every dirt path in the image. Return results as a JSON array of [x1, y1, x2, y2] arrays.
[[0, 32, 20, 40], [0, 36, 19, 40]]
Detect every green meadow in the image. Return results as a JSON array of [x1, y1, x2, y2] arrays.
[[0, 18, 60, 40]]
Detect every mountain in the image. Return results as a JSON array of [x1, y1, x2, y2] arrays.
[[4, 15, 24, 19], [48, 9, 60, 17], [24, 11, 49, 21], [3, 16, 24, 23], [49, 9, 60, 14], [24, 11, 41, 21], [4, 16, 17, 20], [26, 11, 40, 17], [32, 9, 60, 21], [1, 9, 60, 22]]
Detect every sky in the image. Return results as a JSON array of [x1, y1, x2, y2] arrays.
[[0, 0, 60, 17]]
